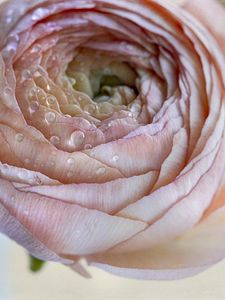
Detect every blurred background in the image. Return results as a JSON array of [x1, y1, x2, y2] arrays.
[[1, 233, 225, 300], [1, 0, 225, 299]]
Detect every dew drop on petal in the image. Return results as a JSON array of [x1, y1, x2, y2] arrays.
[[68, 77, 76, 86], [67, 157, 75, 165], [3, 86, 12, 95], [96, 167, 106, 175], [46, 96, 56, 106], [45, 111, 56, 123], [70, 130, 85, 147], [21, 69, 31, 81], [31, 44, 42, 53], [126, 44, 134, 51], [29, 101, 40, 112], [5, 16, 12, 24], [15, 133, 24, 143], [84, 144, 92, 150], [50, 135, 60, 145], [31, 7, 48, 21], [129, 103, 141, 113], [67, 171, 73, 177], [84, 104, 96, 115], [2, 46, 16, 59], [112, 155, 119, 162]]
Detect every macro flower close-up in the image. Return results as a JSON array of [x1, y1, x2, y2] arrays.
[[1, 0, 225, 294]]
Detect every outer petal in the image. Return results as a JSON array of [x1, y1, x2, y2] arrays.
[[0, 179, 147, 256], [88, 205, 225, 280], [0, 202, 72, 265], [183, 0, 225, 54]]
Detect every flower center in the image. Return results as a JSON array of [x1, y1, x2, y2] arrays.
[[66, 49, 138, 109]]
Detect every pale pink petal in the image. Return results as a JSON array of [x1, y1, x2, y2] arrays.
[[21, 171, 158, 214], [88, 206, 225, 280], [112, 130, 225, 253], [0, 198, 72, 264], [0, 179, 147, 255], [183, 0, 225, 54]]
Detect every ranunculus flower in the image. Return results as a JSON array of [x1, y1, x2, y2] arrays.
[[1, 0, 225, 280]]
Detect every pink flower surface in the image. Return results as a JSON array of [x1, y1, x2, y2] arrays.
[[0, 0, 225, 280]]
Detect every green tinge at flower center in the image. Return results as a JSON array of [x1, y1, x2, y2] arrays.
[[66, 50, 138, 107]]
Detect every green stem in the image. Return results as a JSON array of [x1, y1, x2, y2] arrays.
[[29, 255, 46, 273]]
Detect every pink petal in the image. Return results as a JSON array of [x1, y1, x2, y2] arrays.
[[21, 171, 158, 214], [0, 179, 147, 256], [183, 0, 225, 54], [88, 205, 225, 280]]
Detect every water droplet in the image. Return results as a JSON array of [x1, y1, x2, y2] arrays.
[[10, 195, 15, 201], [129, 103, 141, 113], [125, 44, 134, 51], [67, 157, 75, 165], [31, 7, 48, 21], [50, 161, 55, 166], [96, 167, 106, 175], [21, 69, 31, 81], [15, 133, 24, 142], [45, 111, 56, 123], [50, 135, 60, 145], [70, 130, 85, 147], [84, 144, 92, 150], [5, 16, 12, 24], [67, 171, 73, 177], [46, 96, 56, 106], [28, 87, 37, 98], [3, 86, 12, 95], [84, 104, 96, 115], [46, 84, 51, 91], [112, 155, 119, 162], [32, 69, 42, 78], [31, 44, 41, 53], [29, 101, 40, 113], [68, 77, 76, 86], [2, 46, 16, 60], [7, 34, 19, 44]]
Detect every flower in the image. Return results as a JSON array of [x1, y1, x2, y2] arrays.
[[0, 0, 225, 280]]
